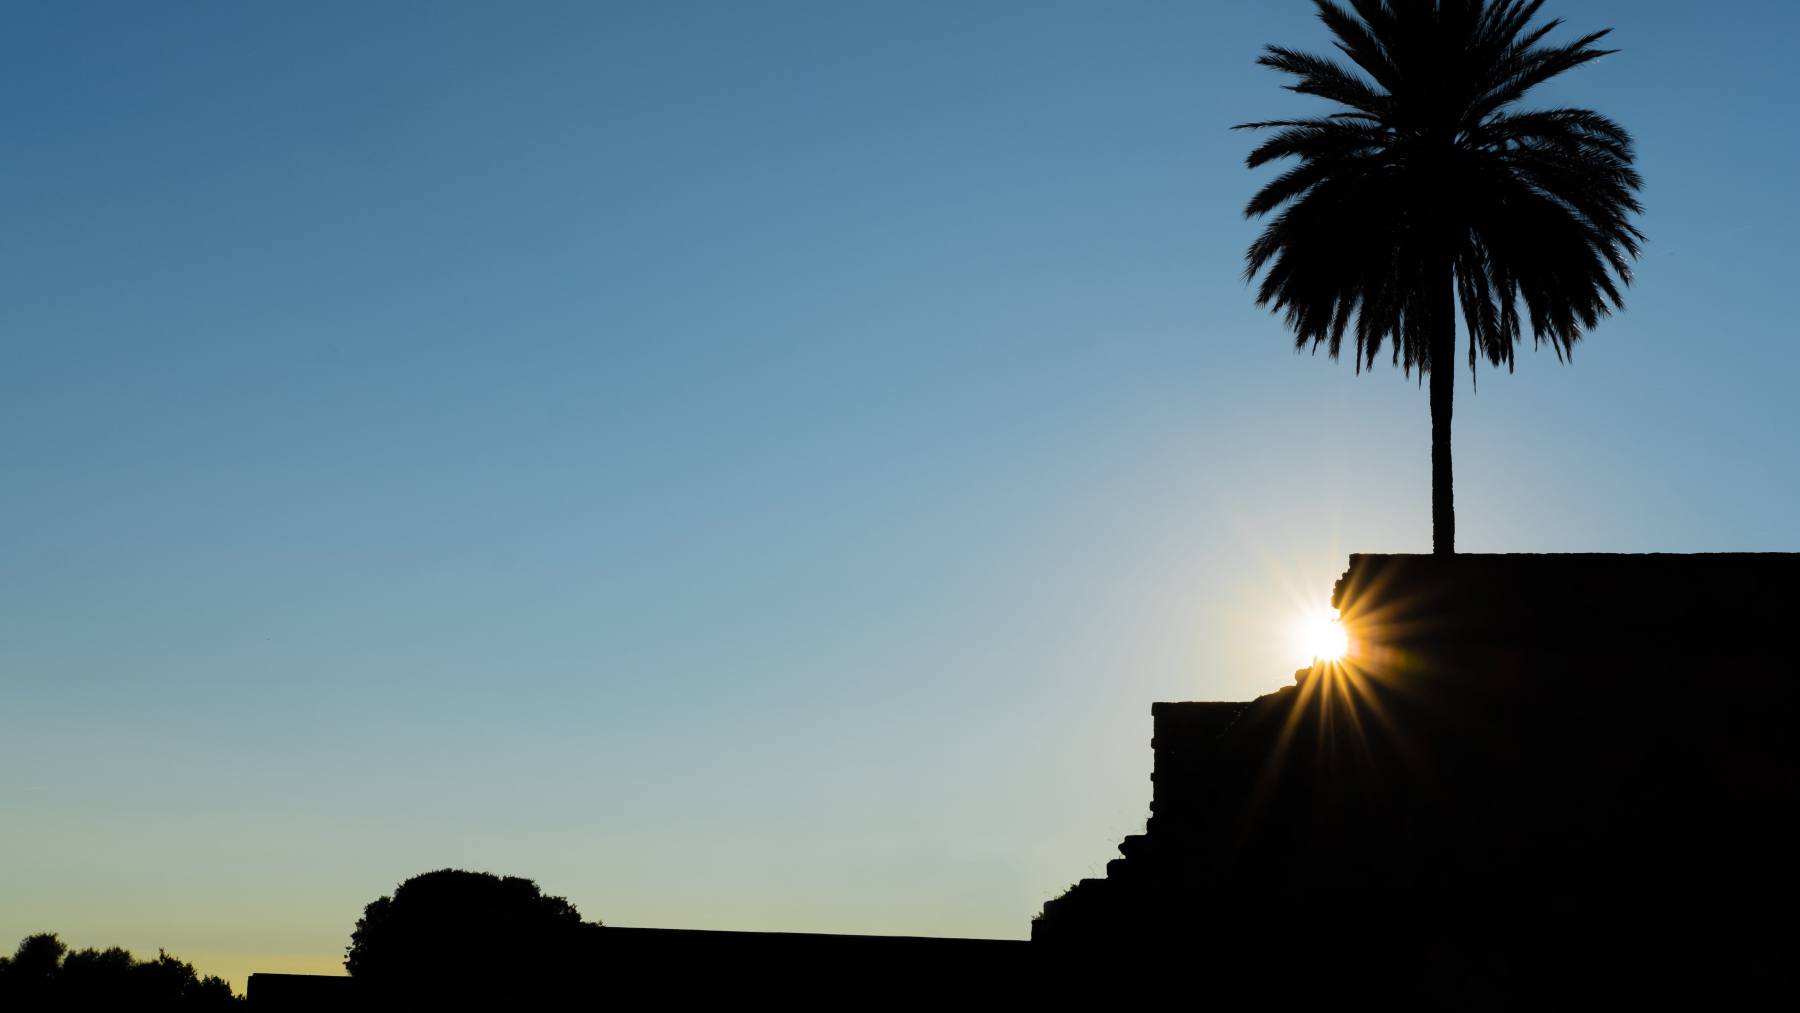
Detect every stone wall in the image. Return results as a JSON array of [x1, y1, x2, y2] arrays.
[[1035, 553, 1800, 1004]]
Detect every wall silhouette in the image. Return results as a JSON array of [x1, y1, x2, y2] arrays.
[[251, 926, 1027, 1008], [1035, 553, 1800, 1005]]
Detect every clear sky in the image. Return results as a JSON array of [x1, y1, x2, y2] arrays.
[[5, 0, 1797, 991]]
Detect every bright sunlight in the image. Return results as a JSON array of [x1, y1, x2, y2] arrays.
[[1293, 606, 1348, 664]]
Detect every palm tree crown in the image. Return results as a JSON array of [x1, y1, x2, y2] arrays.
[[1241, 0, 1643, 553]]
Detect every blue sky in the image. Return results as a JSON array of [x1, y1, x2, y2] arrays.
[[4, 0, 1797, 989]]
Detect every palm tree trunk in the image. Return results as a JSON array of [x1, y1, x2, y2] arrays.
[[1430, 261, 1455, 556]]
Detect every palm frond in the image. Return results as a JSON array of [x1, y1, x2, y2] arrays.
[[1240, 0, 1642, 380], [1258, 45, 1390, 114]]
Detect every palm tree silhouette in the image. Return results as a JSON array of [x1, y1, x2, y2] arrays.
[[1240, 0, 1643, 554]]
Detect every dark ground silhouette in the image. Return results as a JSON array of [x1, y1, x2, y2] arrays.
[[252, 554, 1799, 1008]]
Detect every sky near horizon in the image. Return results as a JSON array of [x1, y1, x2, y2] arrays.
[[4, 0, 1798, 991]]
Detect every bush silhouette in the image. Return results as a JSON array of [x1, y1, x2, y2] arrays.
[[345, 869, 602, 996], [0, 932, 238, 1008]]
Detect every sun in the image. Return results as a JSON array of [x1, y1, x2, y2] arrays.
[[1294, 606, 1349, 664]]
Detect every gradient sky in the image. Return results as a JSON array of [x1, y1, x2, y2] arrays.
[[5, 0, 1798, 991]]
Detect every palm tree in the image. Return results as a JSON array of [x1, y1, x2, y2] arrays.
[[1240, 0, 1643, 554]]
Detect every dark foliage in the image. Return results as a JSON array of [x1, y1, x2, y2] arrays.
[[1242, 0, 1643, 373], [344, 869, 602, 998], [0, 932, 238, 1009], [1241, 1, 1643, 553]]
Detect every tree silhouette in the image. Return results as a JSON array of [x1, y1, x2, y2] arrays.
[[0, 932, 238, 1008], [1240, 0, 1643, 554], [345, 869, 602, 998]]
